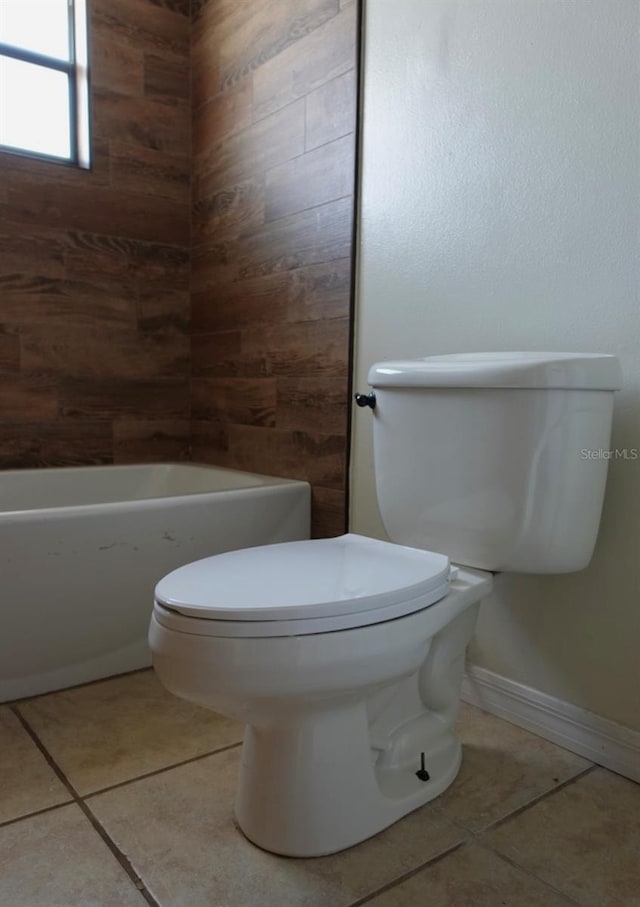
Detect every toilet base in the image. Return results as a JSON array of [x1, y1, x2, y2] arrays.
[[233, 604, 479, 857], [234, 698, 462, 857]]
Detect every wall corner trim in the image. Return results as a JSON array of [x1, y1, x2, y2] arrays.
[[462, 663, 640, 785]]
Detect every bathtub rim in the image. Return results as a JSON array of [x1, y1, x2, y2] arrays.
[[0, 462, 310, 521]]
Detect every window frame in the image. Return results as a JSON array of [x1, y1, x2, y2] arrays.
[[0, 0, 90, 169]]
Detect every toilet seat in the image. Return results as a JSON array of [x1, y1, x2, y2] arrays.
[[153, 534, 451, 638]]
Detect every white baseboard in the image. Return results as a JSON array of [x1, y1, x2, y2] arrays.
[[461, 664, 640, 784]]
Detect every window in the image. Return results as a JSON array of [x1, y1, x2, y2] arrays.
[[0, 0, 89, 167]]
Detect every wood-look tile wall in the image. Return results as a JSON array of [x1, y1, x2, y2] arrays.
[[0, 0, 191, 468], [0, 0, 358, 536], [190, 0, 358, 537]]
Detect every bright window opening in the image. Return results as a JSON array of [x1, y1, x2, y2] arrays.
[[0, 0, 90, 168]]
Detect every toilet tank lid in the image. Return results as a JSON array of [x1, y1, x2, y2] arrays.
[[368, 352, 622, 390]]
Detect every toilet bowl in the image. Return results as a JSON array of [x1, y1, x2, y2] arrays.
[[149, 352, 620, 857], [150, 534, 492, 856]]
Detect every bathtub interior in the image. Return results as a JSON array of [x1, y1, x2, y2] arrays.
[[0, 462, 294, 513]]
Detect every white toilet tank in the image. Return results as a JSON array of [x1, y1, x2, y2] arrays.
[[368, 352, 622, 574]]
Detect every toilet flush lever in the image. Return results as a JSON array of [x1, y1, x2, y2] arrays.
[[354, 392, 376, 410]]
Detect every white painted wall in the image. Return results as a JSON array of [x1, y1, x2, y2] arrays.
[[351, 0, 640, 730]]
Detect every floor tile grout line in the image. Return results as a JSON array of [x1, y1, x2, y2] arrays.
[[4, 666, 152, 708], [465, 766, 600, 907], [10, 706, 81, 803], [345, 839, 470, 907], [13, 686, 242, 800], [84, 739, 244, 799], [349, 777, 595, 907], [77, 798, 162, 907], [11, 695, 241, 816], [421, 768, 597, 844], [472, 764, 597, 837], [9, 705, 160, 907], [473, 840, 586, 907], [0, 798, 76, 830], [413, 804, 480, 843], [344, 765, 599, 906]]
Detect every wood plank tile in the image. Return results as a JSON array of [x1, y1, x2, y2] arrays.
[[59, 378, 189, 419], [265, 134, 355, 221], [193, 178, 265, 243], [113, 419, 190, 463], [0, 376, 58, 421], [225, 424, 346, 489], [311, 485, 347, 538], [286, 258, 352, 323], [305, 69, 356, 151], [128, 240, 190, 287], [191, 377, 277, 427], [217, 0, 339, 90], [191, 241, 238, 293], [277, 377, 348, 434], [8, 183, 189, 245], [62, 233, 137, 280], [91, 0, 190, 57], [192, 79, 253, 159], [93, 92, 189, 155], [191, 331, 268, 378], [192, 331, 240, 375], [236, 196, 354, 278], [138, 288, 190, 333], [191, 271, 289, 332], [194, 99, 305, 199], [110, 143, 190, 204], [91, 36, 145, 96], [20, 327, 189, 380], [190, 419, 229, 464], [242, 317, 350, 378], [191, 46, 222, 111], [194, 0, 334, 106], [191, 0, 208, 21], [148, 0, 190, 15], [0, 422, 113, 469], [253, 3, 357, 120], [144, 51, 190, 100], [64, 233, 189, 286], [189, 0, 357, 538], [0, 224, 67, 279], [0, 328, 20, 371], [0, 274, 138, 329]]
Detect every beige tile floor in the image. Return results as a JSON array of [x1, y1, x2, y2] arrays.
[[1, 669, 639, 907]]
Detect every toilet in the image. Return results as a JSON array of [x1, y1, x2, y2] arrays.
[[149, 351, 621, 857]]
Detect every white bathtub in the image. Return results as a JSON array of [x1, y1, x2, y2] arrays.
[[0, 463, 310, 702]]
